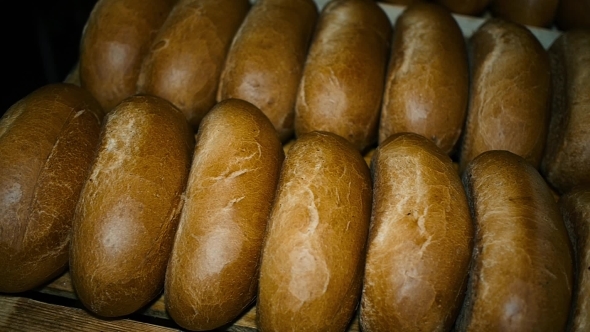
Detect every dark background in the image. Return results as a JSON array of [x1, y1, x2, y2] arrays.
[[1, 0, 98, 117]]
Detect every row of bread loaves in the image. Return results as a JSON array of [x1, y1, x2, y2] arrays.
[[75, 0, 589, 194], [1, 0, 589, 331], [1, 84, 588, 331], [378, 0, 590, 29]]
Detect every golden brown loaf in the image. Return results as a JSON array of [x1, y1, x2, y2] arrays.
[[491, 0, 559, 27], [137, 0, 250, 130], [555, 0, 590, 30], [379, 0, 423, 5], [459, 18, 551, 172], [257, 131, 372, 332], [0, 83, 103, 293], [456, 150, 573, 331], [79, 0, 176, 111], [541, 30, 590, 194], [379, 3, 468, 155], [217, 0, 318, 142], [560, 187, 590, 332], [69, 95, 194, 317], [360, 133, 473, 332], [165, 99, 284, 330], [294, 0, 392, 152], [433, 0, 491, 15]]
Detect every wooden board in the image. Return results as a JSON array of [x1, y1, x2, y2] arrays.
[[0, 296, 178, 332], [35, 271, 361, 331]]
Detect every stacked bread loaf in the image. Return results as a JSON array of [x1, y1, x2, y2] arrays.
[[379, 0, 590, 29], [1, 0, 588, 331]]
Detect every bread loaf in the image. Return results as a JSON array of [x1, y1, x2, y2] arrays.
[[217, 0, 318, 142], [379, 3, 468, 155], [541, 30, 590, 194], [456, 150, 573, 331], [433, 0, 491, 15], [79, 0, 176, 111], [555, 0, 590, 30], [137, 0, 250, 130], [459, 18, 551, 171], [70, 95, 193, 317], [165, 99, 284, 330], [294, 0, 392, 152], [257, 131, 372, 331], [491, 0, 559, 27], [0, 83, 103, 293], [560, 187, 590, 332], [360, 132, 473, 331], [379, 0, 422, 5]]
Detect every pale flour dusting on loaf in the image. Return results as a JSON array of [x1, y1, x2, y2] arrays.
[[99, 198, 146, 258], [396, 25, 427, 76], [89, 115, 139, 182], [198, 223, 244, 280], [0, 183, 22, 212], [288, 246, 331, 306]]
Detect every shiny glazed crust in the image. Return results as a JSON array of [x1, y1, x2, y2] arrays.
[[137, 0, 250, 130], [257, 131, 372, 331], [0, 83, 104, 293], [294, 0, 392, 152], [456, 150, 573, 331], [70, 95, 194, 317], [360, 133, 473, 331], [459, 18, 551, 172], [379, 3, 469, 154], [165, 99, 284, 330], [80, 0, 176, 110], [218, 0, 319, 142]]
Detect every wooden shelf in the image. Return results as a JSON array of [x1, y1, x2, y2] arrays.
[[0, 295, 177, 332], [0, 271, 361, 331]]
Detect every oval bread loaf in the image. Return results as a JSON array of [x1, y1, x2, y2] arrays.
[[360, 132, 473, 331], [294, 0, 392, 152], [379, 3, 469, 154], [555, 0, 590, 30], [491, 0, 559, 27], [456, 150, 573, 331], [560, 187, 590, 332], [459, 18, 551, 171], [137, 0, 250, 130], [70, 95, 194, 317], [541, 30, 590, 194], [217, 0, 318, 142], [165, 99, 284, 330], [257, 131, 372, 331], [380, 0, 422, 5], [0, 83, 103, 293], [433, 0, 491, 15], [79, 0, 176, 111]]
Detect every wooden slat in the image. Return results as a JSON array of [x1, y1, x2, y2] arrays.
[[0, 296, 178, 332], [37, 271, 361, 331]]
